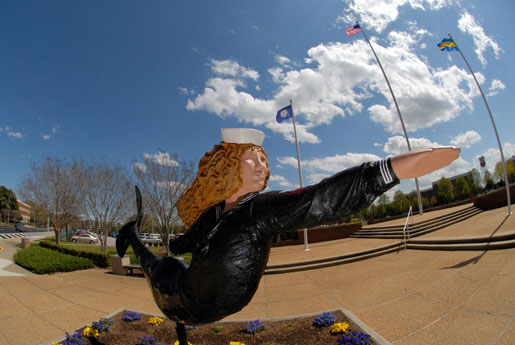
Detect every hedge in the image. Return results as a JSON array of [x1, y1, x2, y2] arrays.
[[39, 240, 110, 268], [14, 246, 93, 274]]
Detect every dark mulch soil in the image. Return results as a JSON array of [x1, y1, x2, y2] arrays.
[[75, 309, 377, 345]]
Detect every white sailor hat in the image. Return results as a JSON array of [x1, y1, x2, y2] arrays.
[[221, 128, 264, 146]]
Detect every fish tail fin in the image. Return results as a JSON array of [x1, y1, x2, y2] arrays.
[[116, 186, 143, 258]]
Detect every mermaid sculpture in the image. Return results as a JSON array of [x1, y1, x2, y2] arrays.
[[117, 128, 460, 344]]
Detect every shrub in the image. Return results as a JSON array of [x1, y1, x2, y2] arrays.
[[211, 325, 224, 333], [40, 240, 109, 268], [13, 246, 93, 274]]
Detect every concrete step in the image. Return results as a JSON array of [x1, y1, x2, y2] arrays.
[[407, 238, 515, 251], [264, 243, 402, 274], [352, 207, 482, 239]]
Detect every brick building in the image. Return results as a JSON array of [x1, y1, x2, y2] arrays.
[[17, 200, 31, 223]]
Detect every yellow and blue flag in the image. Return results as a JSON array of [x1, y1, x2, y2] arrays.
[[276, 104, 293, 123], [438, 38, 458, 51]]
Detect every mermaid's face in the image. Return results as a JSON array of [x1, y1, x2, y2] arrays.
[[239, 149, 269, 194]]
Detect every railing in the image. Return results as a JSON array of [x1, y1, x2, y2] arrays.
[[401, 206, 413, 250]]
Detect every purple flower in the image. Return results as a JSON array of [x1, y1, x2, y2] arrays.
[[242, 319, 265, 334], [312, 312, 337, 328], [337, 330, 372, 345], [122, 311, 141, 322], [61, 332, 86, 345], [92, 318, 114, 332]]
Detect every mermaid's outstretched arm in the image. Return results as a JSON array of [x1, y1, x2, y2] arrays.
[[391, 146, 460, 179]]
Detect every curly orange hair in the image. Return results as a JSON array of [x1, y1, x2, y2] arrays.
[[176, 142, 270, 230]]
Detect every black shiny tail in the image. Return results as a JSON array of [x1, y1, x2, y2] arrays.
[[116, 186, 143, 258]]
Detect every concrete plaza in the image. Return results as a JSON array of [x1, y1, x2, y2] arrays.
[[0, 204, 513, 345]]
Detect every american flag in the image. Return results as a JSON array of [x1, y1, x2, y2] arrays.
[[345, 24, 362, 36]]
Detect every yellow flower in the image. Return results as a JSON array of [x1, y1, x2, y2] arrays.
[[173, 341, 192, 345], [50, 342, 60, 345], [148, 316, 164, 326], [229, 342, 246, 345], [82, 326, 100, 338], [330, 322, 349, 335]]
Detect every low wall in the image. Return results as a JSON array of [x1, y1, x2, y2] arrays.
[[473, 184, 515, 210], [271, 223, 362, 248]]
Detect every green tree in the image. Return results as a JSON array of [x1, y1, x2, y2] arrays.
[[0, 186, 19, 223], [484, 170, 493, 187], [377, 194, 390, 205], [454, 177, 470, 200], [430, 196, 437, 207], [437, 177, 454, 204], [376, 204, 386, 219], [485, 177, 495, 190], [393, 191, 410, 213], [494, 160, 515, 183], [386, 200, 401, 216], [468, 169, 481, 189]]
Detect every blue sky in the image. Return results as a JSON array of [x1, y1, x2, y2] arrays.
[[2, 0, 514, 200]]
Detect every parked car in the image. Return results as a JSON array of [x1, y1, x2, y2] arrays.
[[14, 221, 26, 232], [70, 232, 99, 244], [140, 233, 163, 246]]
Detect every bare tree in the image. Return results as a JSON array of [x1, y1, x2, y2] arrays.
[[133, 151, 195, 243], [18, 157, 82, 245], [78, 159, 133, 253]]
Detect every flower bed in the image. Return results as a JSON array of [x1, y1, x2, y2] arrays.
[[48, 309, 380, 345]]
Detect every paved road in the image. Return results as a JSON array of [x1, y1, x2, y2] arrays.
[[0, 223, 52, 240]]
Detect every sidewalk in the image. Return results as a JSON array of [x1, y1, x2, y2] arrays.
[[0, 205, 513, 345]]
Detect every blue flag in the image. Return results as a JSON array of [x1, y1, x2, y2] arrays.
[[437, 38, 458, 51], [276, 104, 293, 123]]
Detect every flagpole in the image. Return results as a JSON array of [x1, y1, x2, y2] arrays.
[[290, 99, 310, 251], [357, 21, 424, 215], [448, 33, 511, 215]]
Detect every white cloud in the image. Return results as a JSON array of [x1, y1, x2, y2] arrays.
[[274, 55, 292, 67], [277, 152, 381, 184], [7, 131, 23, 139], [338, 0, 456, 33], [178, 87, 195, 96], [41, 134, 51, 140], [3, 127, 23, 139], [487, 79, 505, 97], [478, 142, 515, 170], [210, 59, 259, 80], [383, 135, 442, 155], [269, 175, 295, 188], [132, 162, 147, 173], [51, 125, 59, 134], [143, 152, 179, 166], [187, 27, 480, 142], [450, 130, 481, 148], [457, 11, 503, 67]]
